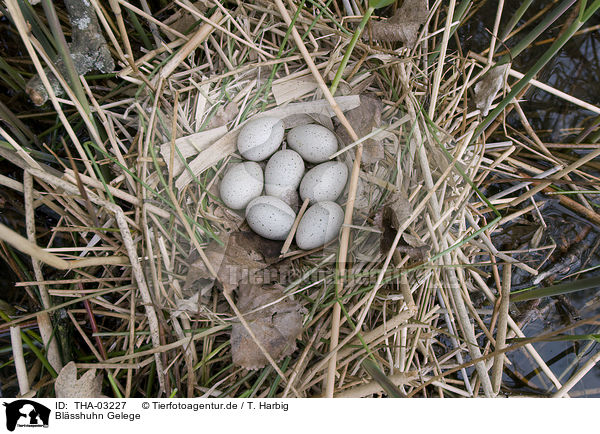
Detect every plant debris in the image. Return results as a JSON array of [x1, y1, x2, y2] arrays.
[[335, 95, 384, 165], [474, 64, 511, 116], [378, 192, 429, 261], [184, 231, 283, 295], [368, 0, 429, 46], [54, 362, 105, 398], [208, 101, 240, 129], [231, 283, 305, 370]]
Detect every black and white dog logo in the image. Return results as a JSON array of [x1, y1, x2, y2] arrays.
[[3, 400, 50, 431]]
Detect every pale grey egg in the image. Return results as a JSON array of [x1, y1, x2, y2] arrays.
[[265, 150, 305, 206], [219, 162, 263, 210], [299, 161, 348, 204], [287, 124, 338, 163], [237, 116, 285, 161], [246, 195, 296, 241], [296, 201, 344, 250]]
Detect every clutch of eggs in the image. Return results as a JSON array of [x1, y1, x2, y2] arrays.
[[218, 117, 348, 249]]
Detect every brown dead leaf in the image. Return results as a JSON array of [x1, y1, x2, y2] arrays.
[[212, 205, 245, 232], [173, 292, 201, 316], [282, 113, 335, 132], [402, 232, 424, 248], [55, 362, 105, 398], [379, 193, 430, 261], [164, 1, 209, 41], [379, 192, 413, 254], [231, 283, 305, 370], [368, 0, 429, 46], [474, 64, 510, 116], [380, 207, 398, 254], [387, 191, 413, 228], [272, 77, 319, 105], [282, 113, 315, 130], [336, 95, 384, 165], [208, 101, 239, 129], [184, 231, 284, 295], [399, 233, 430, 261]]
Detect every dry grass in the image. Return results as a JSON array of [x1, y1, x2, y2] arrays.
[[1, 0, 599, 398]]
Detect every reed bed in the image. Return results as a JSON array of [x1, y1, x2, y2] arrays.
[[0, 0, 599, 398]]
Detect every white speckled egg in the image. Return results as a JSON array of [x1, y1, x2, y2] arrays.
[[246, 196, 296, 241], [299, 161, 348, 204], [296, 201, 344, 250], [265, 150, 305, 206], [237, 117, 285, 161], [287, 124, 338, 163], [219, 162, 263, 210]]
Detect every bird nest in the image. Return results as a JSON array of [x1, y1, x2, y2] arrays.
[[2, 0, 577, 398]]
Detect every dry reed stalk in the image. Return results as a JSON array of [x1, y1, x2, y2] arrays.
[[79, 79, 138, 192], [282, 319, 326, 398], [115, 0, 187, 41], [89, 0, 127, 61], [177, 0, 272, 59], [102, 324, 230, 364], [334, 372, 418, 398], [509, 147, 600, 207], [0, 126, 42, 170], [281, 198, 310, 256], [487, 0, 505, 64], [0, 223, 128, 270], [271, 0, 363, 396], [66, 311, 104, 362], [63, 170, 170, 219], [298, 309, 416, 390], [400, 49, 489, 397], [160, 9, 224, 79], [470, 52, 600, 115], [468, 270, 567, 393], [10, 326, 30, 396], [23, 172, 63, 372], [540, 186, 600, 226], [76, 360, 154, 370], [491, 263, 511, 395], [428, 0, 455, 119], [24, 167, 168, 393]]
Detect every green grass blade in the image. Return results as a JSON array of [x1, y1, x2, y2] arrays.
[[511, 276, 600, 302], [106, 372, 124, 398], [361, 359, 405, 397], [369, 0, 396, 8], [497, 0, 577, 65], [473, 0, 600, 141], [330, 7, 374, 96], [497, 0, 535, 43]]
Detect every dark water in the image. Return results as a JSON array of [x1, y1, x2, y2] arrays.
[[459, 2, 600, 397], [459, 2, 600, 142]]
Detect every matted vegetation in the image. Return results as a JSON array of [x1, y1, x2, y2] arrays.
[[0, 0, 599, 398]]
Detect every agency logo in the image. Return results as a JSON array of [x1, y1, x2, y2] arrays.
[[3, 400, 50, 431]]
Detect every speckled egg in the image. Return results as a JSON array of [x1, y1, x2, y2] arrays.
[[237, 116, 285, 161], [246, 196, 296, 241], [219, 162, 263, 210], [265, 150, 305, 207], [299, 161, 348, 204], [287, 124, 338, 163], [296, 201, 344, 250]]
